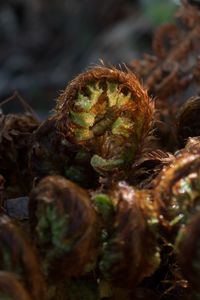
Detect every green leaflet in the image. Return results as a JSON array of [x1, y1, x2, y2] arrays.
[[91, 155, 124, 173], [92, 193, 115, 221]]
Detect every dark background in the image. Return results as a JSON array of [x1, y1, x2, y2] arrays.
[[0, 0, 178, 116]]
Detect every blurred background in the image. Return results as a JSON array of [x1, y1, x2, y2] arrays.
[[0, 0, 180, 116]]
